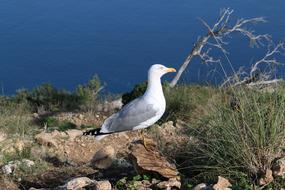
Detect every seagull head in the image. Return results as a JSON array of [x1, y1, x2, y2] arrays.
[[148, 64, 176, 79]]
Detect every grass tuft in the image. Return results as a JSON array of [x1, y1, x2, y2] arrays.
[[184, 86, 285, 186]]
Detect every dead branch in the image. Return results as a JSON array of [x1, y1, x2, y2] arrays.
[[221, 42, 285, 88], [170, 8, 270, 87], [250, 42, 285, 77]]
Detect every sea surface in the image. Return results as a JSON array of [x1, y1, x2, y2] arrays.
[[0, 0, 285, 94]]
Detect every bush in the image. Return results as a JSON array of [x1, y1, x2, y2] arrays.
[[75, 74, 102, 110], [13, 74, 102, 112], [163, 85, 216, 122], [122, 82, 216, 122], [184, 87, 285, 186], [0, 101, 37, 137], [122, 82, 147, 106]]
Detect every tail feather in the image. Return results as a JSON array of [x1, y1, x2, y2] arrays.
[[83, 128, 110, 141], [83, 128, 102, 136]]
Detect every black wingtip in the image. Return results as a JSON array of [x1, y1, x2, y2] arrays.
[[83, 128, 101, 136]]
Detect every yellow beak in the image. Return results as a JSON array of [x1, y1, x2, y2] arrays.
[[166, 68, 176, 73]]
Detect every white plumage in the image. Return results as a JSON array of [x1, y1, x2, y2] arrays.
[[84, 64, 176, 140]]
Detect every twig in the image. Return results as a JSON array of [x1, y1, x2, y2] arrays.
[[170, 8, 270, 87]]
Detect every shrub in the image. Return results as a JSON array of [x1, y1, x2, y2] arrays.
[[121, 82, 147, 106], [13, 74, 102, 112], [184, 87, 285, 186], [75, 75, 101, 102], [0, 101, 37, 137], [163, 85, 216, 122], [122, 82, 216, 122]]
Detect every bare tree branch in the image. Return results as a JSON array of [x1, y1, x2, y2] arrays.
[[221, 42, 285, 88], [170, 8, 271, 87], [250, 42, 285, 76]]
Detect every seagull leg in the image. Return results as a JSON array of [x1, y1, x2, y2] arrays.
[[139, 130, 156, 151]]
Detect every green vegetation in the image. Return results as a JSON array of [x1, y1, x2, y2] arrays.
[[2, 146, 32, 164], [176, 86, 285, 188], [0, 101, 37, 137], [40, 116, 77, 132], [1, 72, 285, 188], [122, 82, 147, 106], [115, 174, 161, 190], [122, 82, 216, 122], [122, 83, 285, 188], [14, 74, 102, 112]]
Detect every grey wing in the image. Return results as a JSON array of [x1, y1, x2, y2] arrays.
[[105, 97, 159, 132]]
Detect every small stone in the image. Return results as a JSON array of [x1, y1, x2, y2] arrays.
[[192, 183, 208, 190], [156, 178, 181, 190], [21, 159, 35, 167], [2, 163, 16, 174], [96, 180, 112, 190], [81, 143, 86, 147], [0, 132, 7, 143], [78, 114, 84, 120], [14, 139, 26, 152], [2, 159, 35, 175], [213, 176, 231, 190], [272, 157, 285, 177], [32, 113, 40, 119], [66, 177, 94, 190], [259, 169, 273, 186], [91, 146, 115, 169]]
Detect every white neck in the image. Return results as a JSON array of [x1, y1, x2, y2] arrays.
[[144, 74, 163, 98]]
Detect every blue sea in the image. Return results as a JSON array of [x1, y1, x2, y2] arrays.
[[0, 0, 285, 95]]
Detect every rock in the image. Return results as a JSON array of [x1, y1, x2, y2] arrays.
[[0, 132, 7, 143], [32, 113, 40, 119], [150, 121, 189, 158], [91, 146, 116, 169], [14, 139, 26, 152], [272, 157, 285, 177], [259, 169, 274, 186], [96, 180, 112, 190], [65, 129, 82, 141], [192, 183, 208, 190], [78, 114, 84, 120], [2, 159, 35, 175], [64, 177, 111, 190], [35, 131, 59, 148], [0, 177, 19, 190], [21, 159, 35, 167], [156, 178, 181, 190], [2, 162, 17, 175], [65, 177, 94, 190], [213, 176, 231, 190], [130, 143, 179, 179]]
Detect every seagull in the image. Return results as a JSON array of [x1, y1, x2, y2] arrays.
[[83, 64, 176, 141]]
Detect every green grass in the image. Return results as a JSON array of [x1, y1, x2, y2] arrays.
[[0, 101, 38, 137], [2, 146, 32, 164], [41, 116, 78, 132], [182, 86, 285, 187], [163, 84, 217, 122], [122, 82, 217, 123]]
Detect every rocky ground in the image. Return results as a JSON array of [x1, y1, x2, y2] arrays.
[[0, 110, 192, 190], [1, 110, 285, 190]]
